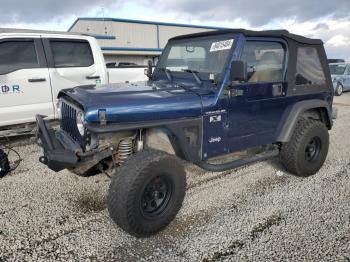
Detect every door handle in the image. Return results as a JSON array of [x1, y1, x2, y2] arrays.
[[28, 78, 46, 83], [86, 75, 100, 80], [229, 88, 244, 97], [272, 83, 284, 96]]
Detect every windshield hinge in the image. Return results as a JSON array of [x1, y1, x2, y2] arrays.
[[98, 109, 107, 126]]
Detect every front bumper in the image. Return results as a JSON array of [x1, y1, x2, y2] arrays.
[[36, 115, 79, 172]]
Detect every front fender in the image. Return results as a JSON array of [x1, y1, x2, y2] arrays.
[[86, 117, 203, 162]]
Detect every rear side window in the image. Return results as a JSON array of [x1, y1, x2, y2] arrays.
[[346, 66, 350, 75], [50, 41, 94, 68], [0, 40, 38, 75], [295, 47, 326, 85], [241, 41, 285, 83], [329, 64, 347, 75]]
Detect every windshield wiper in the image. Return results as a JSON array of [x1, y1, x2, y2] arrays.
[[182, 69, 202, 85], [158, 68, 173, 82]]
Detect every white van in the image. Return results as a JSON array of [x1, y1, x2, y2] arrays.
[[0, 29, 148, 133]]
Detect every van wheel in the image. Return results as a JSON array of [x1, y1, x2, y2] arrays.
[[280, 119, 329, 177], [335, 83, 343, 96], [108, 149, 186, 237]]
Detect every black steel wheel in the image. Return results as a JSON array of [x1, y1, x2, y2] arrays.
[[305, 137, 322, 162], [140, 175, 173, 217], [108, 149, 186, 237]]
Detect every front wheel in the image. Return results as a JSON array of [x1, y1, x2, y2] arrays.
[[280, 119, 329, 177], [108, 149, 186, 237]]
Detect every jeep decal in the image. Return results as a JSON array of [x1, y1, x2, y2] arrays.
[[209, 137, 222, 143]]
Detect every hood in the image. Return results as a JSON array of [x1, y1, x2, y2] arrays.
[[60, 81, 211, 123]]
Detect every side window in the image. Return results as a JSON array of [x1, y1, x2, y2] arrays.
[[241, 41, 285, 83], [0, 40, 39, 75], [346, 66, 350, 75], [50, 40, 94, 68], [295, 47, 326, 85]]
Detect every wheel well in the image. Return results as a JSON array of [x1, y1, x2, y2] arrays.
[[143, 125, 200, 161], [144, 128, 182, 158], [301, 108, 331, 129]]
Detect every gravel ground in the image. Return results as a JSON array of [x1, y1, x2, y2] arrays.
[[1, 94, 350, 261]]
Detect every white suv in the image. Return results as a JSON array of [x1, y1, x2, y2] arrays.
[[0, 29, 148, 132]]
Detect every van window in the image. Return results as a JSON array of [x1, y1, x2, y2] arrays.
[[0, 40, 39, 75], [241, 41, 285, 83], [50, 40, 94, 68], [296, 47, 326, 85], [346, 65, 350, 75], [329, 64, 347, 75]]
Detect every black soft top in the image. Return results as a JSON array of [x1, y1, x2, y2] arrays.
[[170, 29, 322, 45]]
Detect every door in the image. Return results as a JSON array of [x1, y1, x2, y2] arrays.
[[226, 40, 289, 152], [43, 38, 103, 116], [344, 65, 350, 90], [0, 38, 52, 127]]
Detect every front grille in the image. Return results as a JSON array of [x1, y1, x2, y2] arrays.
[[60, 100, 84, 146]]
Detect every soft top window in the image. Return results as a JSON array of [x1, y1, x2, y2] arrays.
[[295, 47, 326, 86], [241, 41, 285, 83]]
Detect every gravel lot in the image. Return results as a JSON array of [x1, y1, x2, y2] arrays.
[[1, 94, 350, 261]]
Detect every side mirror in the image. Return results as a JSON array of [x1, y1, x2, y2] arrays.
[[145, 60, 153, 78], [229, 61, 247, 82]]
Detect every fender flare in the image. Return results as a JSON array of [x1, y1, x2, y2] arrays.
[[162, 119, 203, 162], [276, 99, 332, 143]]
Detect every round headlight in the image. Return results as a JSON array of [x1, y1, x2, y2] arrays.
[[57, 100, 62, 120], [76, 111, 85, 136]]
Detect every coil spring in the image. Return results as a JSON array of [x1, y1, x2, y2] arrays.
[[117, 139, 134, 163]]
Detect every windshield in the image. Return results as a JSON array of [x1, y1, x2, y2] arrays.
[[157, 36, 235, 75], [329, 64, 347, 75]]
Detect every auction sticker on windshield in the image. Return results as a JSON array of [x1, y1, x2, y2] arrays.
[[210, 39, 234, 52]]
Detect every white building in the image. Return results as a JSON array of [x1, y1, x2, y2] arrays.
[[68, 17, 226, 65]]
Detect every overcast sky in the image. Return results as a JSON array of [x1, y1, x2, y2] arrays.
[[3, 0, 350, 59]]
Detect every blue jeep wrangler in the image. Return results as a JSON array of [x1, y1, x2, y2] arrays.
[[36, 29, 336, 237]]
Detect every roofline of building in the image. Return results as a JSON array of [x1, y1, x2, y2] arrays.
[[68, 17, 229, 32]]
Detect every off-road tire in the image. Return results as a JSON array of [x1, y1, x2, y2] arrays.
[[108, 149, 186, 237], [280, 119, 329, 177], [335, 83, 343, 96], [0, 149, 10, 178]]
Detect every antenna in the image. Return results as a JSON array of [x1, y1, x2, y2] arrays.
[[101, 6, 107, 35]]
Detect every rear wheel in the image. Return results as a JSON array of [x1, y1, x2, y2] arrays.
[[280, 119, 329, 177], [335, 83, 343, 96], [108, 149, 186, 237]]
